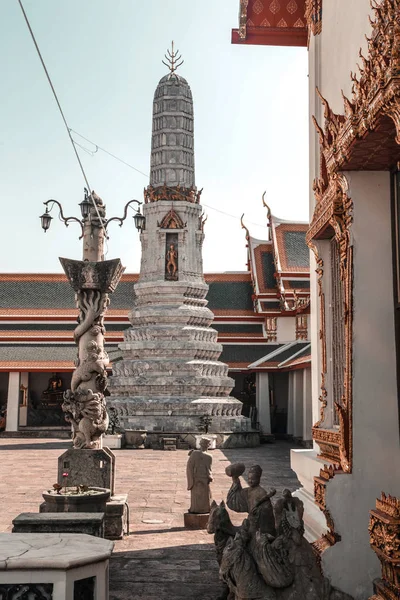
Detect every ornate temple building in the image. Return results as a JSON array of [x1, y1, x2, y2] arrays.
[[0, 216, 310, 443], [232, 1, 400, 598]]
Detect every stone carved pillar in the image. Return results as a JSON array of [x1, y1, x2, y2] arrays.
[[59, 198, 124, 449], [368, 492, 400, 600]]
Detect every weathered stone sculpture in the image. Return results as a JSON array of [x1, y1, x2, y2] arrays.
[[226, 463, 276, 536], [187, 438, 213, 514], [60, 195, 124, 449], [184, 437, 213, 529], [208, 466, 354, 600]]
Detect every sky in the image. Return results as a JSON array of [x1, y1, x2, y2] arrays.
[[0, 0, 308, 273]]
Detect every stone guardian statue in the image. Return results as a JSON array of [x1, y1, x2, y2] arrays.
[[184, 438, 213, 529]]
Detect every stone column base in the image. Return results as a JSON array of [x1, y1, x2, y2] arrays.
[[184, 512, 209, 529], [290, 448, 328, 542], [105, 494, 129, 539]]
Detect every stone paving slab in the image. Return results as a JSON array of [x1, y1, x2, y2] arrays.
[[0, 438, 301, 600]]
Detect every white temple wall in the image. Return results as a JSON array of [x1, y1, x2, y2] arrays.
[[319, 0, 372, 113], [6, 371, 20, 432], [256, 372, 271, 434], [292, 3, 397, 586], [321, 172, 400, 599], [276, 317, 296, 343]]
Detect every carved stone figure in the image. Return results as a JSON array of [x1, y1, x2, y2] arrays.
[[226, 464, 276, 536], [166, 243, 178, 278], [60, 259, 124, 449], [210, 476, 353, 600], [187, 437, 213, 514]]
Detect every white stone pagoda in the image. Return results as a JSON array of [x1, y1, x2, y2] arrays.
[[108, 48, 249, 442]]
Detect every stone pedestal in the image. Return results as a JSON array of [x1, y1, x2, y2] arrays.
[[105, 494, 129, 540], [12, 512, 105, 538], [195, 434, 217, 449], [102, 434, 124, 449], [58, 447, 115, 495], [184, 512, 209, 530], [125, 429, 147, 448]]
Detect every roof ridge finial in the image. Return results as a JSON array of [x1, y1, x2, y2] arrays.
[[262, 191, 272, 241], [162, 41, 184, 75]]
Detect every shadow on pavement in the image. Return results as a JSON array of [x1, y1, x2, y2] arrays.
[[0, 442, 70, 451], [110, 542, 223, 600]]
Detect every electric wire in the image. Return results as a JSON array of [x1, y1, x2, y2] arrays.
[[17, 0, 267, 234], [69, 129, 269, 230], [17, 0, 109, 248]]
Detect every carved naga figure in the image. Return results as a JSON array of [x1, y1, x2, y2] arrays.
[[62, 289, 110, 449]]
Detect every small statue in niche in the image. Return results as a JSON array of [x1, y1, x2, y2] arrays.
[[187, 437, 213, 514], [166, 243, 178, 279]]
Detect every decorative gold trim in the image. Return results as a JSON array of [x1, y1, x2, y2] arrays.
[[295, 314, 308, 340], [368, 492, 400, 600], [238, 0, 249, 40], [312, 0, 400, 180], [305, 0, 322, 40], [157, 207, 186, 229], [313, 464, 342, 557], [265, 316, 277, 342]]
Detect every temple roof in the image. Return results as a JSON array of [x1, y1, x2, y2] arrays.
[[244, 209, 310, 315], [232, 0, 308, 47], [0, 271, 310, 372]]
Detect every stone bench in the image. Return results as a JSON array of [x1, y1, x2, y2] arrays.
[[0, 533, 113, 600], [12, 512, 105, 538]]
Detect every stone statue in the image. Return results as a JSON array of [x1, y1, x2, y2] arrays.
[[226, 463, 276, 536], [209, 479, 354, 600], [187, 438, 213, 514], [166, 243, 178, 278]]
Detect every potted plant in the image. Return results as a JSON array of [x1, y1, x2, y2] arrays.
[[103, 407, 124, 449]]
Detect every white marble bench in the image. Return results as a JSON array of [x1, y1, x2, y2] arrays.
[[0, 533, 114, 600]]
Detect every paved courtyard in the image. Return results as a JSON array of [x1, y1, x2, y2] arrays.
[[0, 438, 301, 599]]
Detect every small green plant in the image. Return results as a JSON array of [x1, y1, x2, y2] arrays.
[[107, 407, 121, 434], [199, 414, 213, 434]]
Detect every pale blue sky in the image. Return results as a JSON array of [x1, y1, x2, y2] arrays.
[[0, 0, 308, 273]]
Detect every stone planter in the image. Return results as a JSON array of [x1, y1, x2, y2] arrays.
[[125, 429, 147, 449], [42, 487, 110, 513], [195, 434, 217, 450], [103, 433, 124, 449]]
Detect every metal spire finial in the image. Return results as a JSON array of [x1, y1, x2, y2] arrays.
[[162, 41, 184, 74]]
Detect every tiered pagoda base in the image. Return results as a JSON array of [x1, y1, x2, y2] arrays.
[[108, 280, 254, 446]]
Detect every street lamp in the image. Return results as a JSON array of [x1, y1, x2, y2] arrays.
[[40, 190, 145, 262]]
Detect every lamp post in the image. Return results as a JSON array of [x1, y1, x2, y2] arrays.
[[40, 188, 145, 260], [39, 189, 145, 449]]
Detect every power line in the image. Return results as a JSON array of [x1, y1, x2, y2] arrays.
[[17, 0, 108, 245], [68, 128, 269, 230], [69, 130, 149, 178]]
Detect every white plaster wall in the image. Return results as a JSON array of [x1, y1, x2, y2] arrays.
[[302, 367, 312, 441], [6, 372, 20, 432], [276, 317, 296, 343], [293, 370, 304, 438], [287, 372, 294, 435], [319, 0, 372, 112], [321, 172, 400, 599], [256, 372, 271, 434]]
